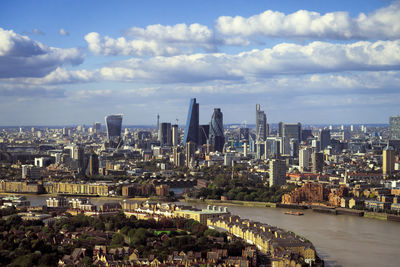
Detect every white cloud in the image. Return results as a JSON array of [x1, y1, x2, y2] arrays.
[[216, 2, 400, 40], [0, 28, 85, 78], [59, 28, 69, 36]]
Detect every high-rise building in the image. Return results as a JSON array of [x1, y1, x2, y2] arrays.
[[105, 114, 123, 144], [269, 159, 286, 187], [390, 116, 400, 140], [239, 127, 249, 141], [383, 146, 395, 178], [301, 129, 313, 141], [172, 124, 179, 146], [282, 123, 302, 141], [183, 98, 199, 146], [93, 122, 101, 133], [255, 104, 267, 142], [158, 122, 172, 146], [319, 129, 331, 151], [199, 124, 210, 146], [299, 147, 312, 172], [209, 108, 225, 152], [312, 152, 324, 174], [87, 153, 99, 176], [185, 141, 196, 168]]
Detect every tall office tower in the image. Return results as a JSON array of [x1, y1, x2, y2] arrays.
[[278, 122, 283, 137], [256, 142, 265, 160], [185, 141, 196, 168], [390, 116, 400, 140], [209, 108, 225, 152], [183, 98, 199, 146], [299, 147, 312, 172], [255, 104, 267, 142], [172, 124, 179, 146], [105, 114, 123, 143], [290, 138, 299, 157], [173, 146, 184, 167], [318, 129, 331, 151], [282, 123, 302, 141], [265, 137, 281, 159], [93, 122, 101, 133], [73, 145, 85, 172], [87, 153, 99, 176], [158, 122, 172, 146], [301, 129, 313, 142], [199, 124, 210, 146], [269, 159, 286, 187], [383, 145, 395, 178], [312, 152, 324, 174], [240, 127, 249, 141]]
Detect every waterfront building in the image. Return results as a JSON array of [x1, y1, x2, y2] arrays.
[[105, 114, 123, 145], [183, 98, 199, 146], [269, 159, 286, 187], [209, 108, 225, 152], [158, 122, 172, 146], [21, 164, 41, 179], [390, 115, 400, 140], [255, 104, 267, 142], [383, 146, 395, 178], [299, 147, 312, 172]]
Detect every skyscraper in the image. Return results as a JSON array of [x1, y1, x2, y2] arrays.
[[319, 129, 331, 151], [199, 124, 210, 146], [172, 124, 179, 146], [105, 114, 123, 144], [269, 159, 286, 187], [255, 104, 267, 142], [93, 122, 101, 133], [390, 116, 400, 140], [282, 123, 302, 141], [383, 145, 395, 178], [209, 108, 225, 152], [158, 122, 172, 146], [312, 152, 324, 174], [183, 98, 199, 146]]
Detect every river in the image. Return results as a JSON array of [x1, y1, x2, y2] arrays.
[[24, 196, 400, 267]]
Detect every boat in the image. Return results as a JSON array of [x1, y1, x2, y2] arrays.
[[284, 210, 304, 216]]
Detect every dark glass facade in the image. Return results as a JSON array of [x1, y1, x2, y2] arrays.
[[209, 108, 225, 152], [183, 98, 199, 146], [105, 114, 122, 141]]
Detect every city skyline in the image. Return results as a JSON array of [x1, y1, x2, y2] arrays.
[[1, 0, 400, 125]]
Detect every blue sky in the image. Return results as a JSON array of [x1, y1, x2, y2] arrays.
[[0, 0, 399, 126]]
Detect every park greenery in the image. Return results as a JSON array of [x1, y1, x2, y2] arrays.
[[0, 208, 245, 267]]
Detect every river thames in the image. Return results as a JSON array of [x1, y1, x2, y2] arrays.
[[25, 196, 400, 267]]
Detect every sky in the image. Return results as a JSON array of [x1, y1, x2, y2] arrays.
[[0, 0, 399, 126]]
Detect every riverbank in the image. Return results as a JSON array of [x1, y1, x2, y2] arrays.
[[185, 198, 277, 208]]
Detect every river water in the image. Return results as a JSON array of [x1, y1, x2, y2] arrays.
[[24, 196, 400, 267]]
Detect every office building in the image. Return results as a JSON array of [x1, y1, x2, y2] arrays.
[[158, 122, 172, 146], [105, 114, 123, 144], [199, 124, 210, 146], [282, 123, 302, 141], [390, 116, 400, 140], [87, 153, 99, 176], [265, 137, 281, 159], [255, 104, 267, 142], [269, 159, 286, 187], [312, 152, 324, 174], [209, 108, 225, 152], [319, 129, 331, 151], [239, 127, 249, 141], [21, 165, 41, 179], [383, 146, 395, 178], [93, 122, 101, 133], [301, 129, 313, 141], [183, 98, 199, 146], [299, 147, 312, 172], [185, 141, 196, 168], [172, 124, 179, 146]]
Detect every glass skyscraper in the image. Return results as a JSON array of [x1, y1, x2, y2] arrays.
[[209, 108, 224, 152], [183, 98, 199, 146], [390, 116, 400, 140], [105, 114, 123, 143], [256, 104, 267, 142]]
